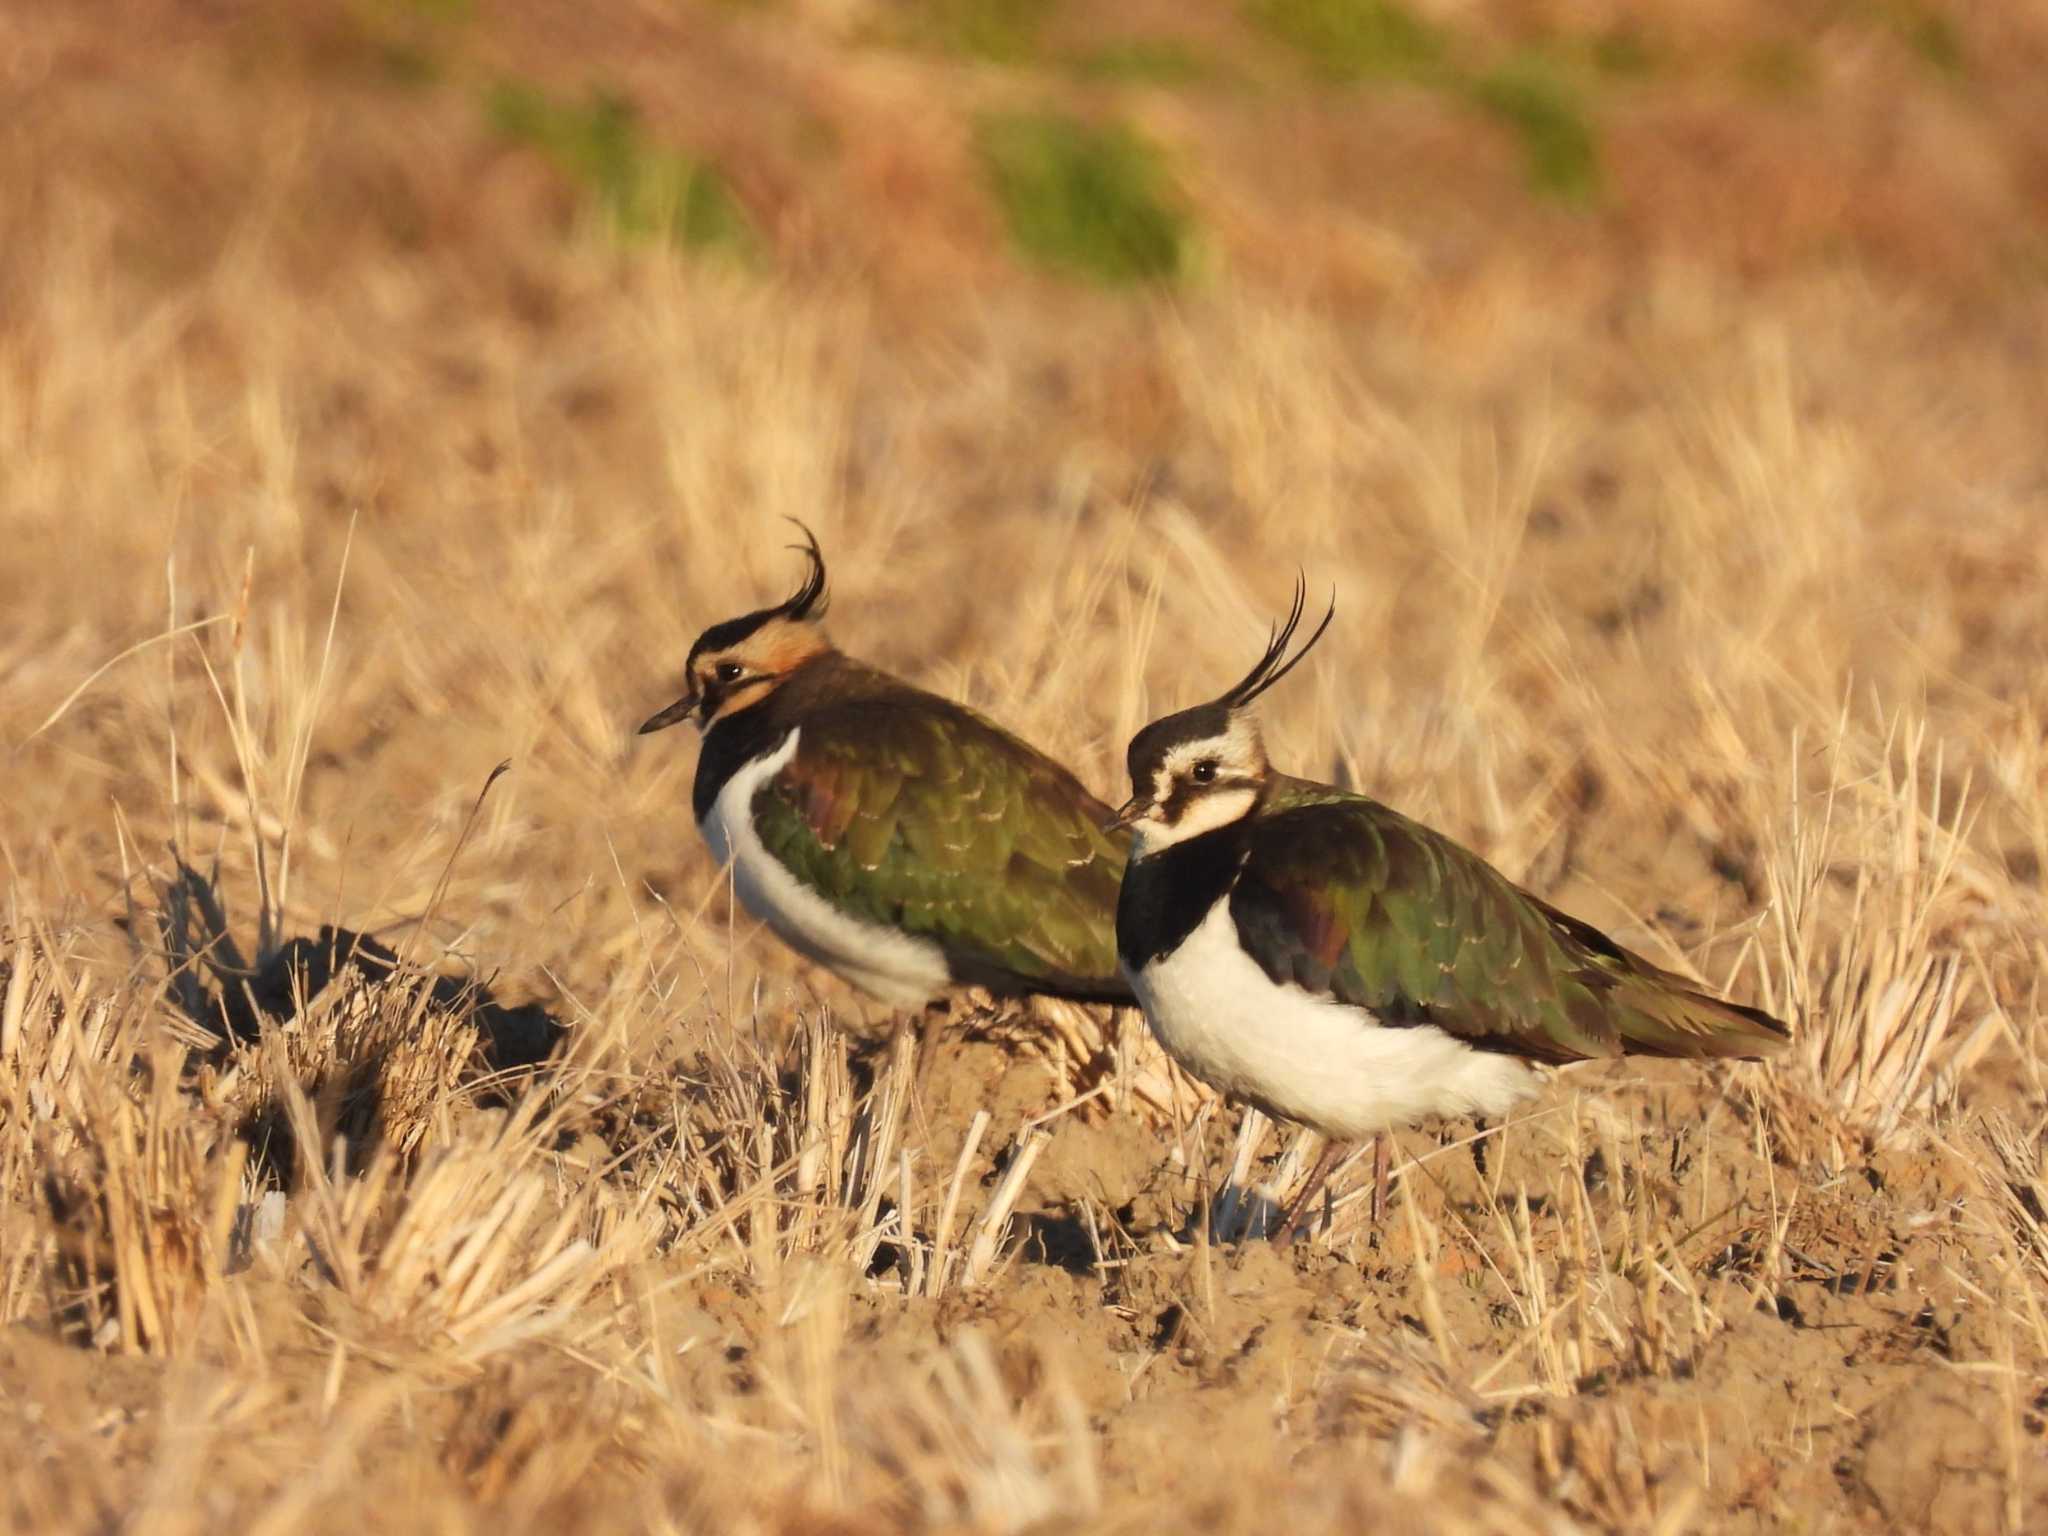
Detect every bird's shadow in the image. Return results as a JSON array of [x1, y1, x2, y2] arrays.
[[153, 858, 566, 1182]]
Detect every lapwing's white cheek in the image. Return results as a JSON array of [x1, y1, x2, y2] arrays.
[[1129, 785, 1256, 852], [1168, 786, 1259, 842]]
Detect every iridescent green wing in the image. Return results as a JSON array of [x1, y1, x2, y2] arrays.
[[751, 697, 1132, 1002], [1230, 790, 1787, 1061]]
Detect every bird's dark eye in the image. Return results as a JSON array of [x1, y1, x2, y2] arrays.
[[1191, 759, 1218, 785], [714, 661, 744, 684]]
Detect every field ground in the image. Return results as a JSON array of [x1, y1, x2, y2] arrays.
[[4, 2, 2048, 1531]]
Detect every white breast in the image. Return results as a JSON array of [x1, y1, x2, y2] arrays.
[[1126, 899, 1539, 1140], [701, 727, 953, 1008]]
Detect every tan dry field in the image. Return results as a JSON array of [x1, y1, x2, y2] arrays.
[[4, 2, 2048, 1531]]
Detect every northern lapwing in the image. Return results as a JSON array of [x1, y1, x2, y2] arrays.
[[1109, 582, 1789, 1239], [639, 528, 1133, 1068]]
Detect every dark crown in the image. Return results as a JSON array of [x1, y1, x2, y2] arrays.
[[1125, 703, 1234, 787]]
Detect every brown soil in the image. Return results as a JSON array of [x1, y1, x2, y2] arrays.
[[3, 2, 2046, 1532]]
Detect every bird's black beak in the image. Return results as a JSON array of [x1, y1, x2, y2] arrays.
[[1102, 794, 1147, 833], [637, 690, 701, 735]]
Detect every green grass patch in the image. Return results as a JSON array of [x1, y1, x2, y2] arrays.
[[346, 0, 475, 85], [1069, 38, 1218, 85], [1466, 57, 1601, 203], [1249, 1, 1605, 205], [888, 0, 1059, 64], [974, 112, 1194, 284], [1880, 1, 1966, 77], [1737, 38, 1815, 96], [485, 82, 755, 257], [1245, 0, 1445, 82], [1587, 26, 1658, 80]]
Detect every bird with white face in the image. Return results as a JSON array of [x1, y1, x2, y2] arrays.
[[1109, 582, 1789, 1240]]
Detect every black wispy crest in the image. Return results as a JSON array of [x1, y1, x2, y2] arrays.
[[779, 518, 830, 622], [1215, 574, 1335, 710]]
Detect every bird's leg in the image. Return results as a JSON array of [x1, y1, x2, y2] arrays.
[[1275, 1138, 1350, 1245], [1369, 1131, 1392, 1224], [1470, 1117, 1491, 1182]]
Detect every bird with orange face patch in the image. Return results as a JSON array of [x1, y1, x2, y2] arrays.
[[638, 528, 1133, 1031]]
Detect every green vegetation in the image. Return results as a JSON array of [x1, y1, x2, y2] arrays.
[[1738, 38, 1815, 96], [1466, 58, 1600, 203], [485, 82, 755, 256], [1587, 26, 1659, 79], [1245, 0, 1445, 82], [889, 0, 1060, 64], [974, 112, 1194, 284], [1069, 38, 1218, 86], [348, 0, 476, 84], [1880, 0, 1966, 76], [1246, 0, 1606, 204]]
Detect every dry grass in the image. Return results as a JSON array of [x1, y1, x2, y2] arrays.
[[4, 2, 2047, 1531]]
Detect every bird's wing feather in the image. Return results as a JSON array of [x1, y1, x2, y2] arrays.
[[1229, 791, 1788, 1061], [749, 697, 1132, 1001]]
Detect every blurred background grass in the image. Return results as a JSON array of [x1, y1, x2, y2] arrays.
[[4, 1, 2048, 1531]]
